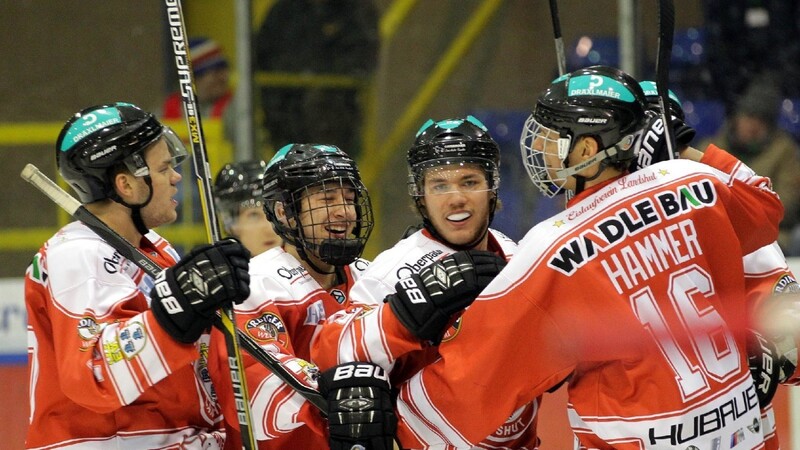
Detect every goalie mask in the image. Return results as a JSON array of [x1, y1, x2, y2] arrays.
[[214, 160, 268, 234], [262, 144, 373, 270], [520, 65, 646, 197], [407, 115, 501, 249]]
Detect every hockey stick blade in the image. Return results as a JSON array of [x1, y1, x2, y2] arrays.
[[655, 0, 677, 159], [548, 0, 567, 76], [20, 164, 327, 414]]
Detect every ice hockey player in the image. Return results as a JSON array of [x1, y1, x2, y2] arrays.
[[25, 102, 250, 449], [385, 65, 785, 448], [311, 115, 537, 449], [208, 144, 376, 449], [636, 79, 800, 449], [213, 159, 280, 256]]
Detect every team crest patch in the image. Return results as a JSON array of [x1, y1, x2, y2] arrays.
[[118, 321, 146, 360], [246, 312, 289, 347], [330, 288, 347, 305]]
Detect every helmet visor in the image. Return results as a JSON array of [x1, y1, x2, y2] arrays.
[[520, 114, 572, 198], [121, 126, 188, 177], [408, 158, 498, 197]]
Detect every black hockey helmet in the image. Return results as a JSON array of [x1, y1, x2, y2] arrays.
[[262, 144, 373, 268], [56, 102, 187, 204], [521, 65, 647, 196], [214, 160, 268, 233], [407, 115, 500, 196], [639, 80, 685, 120]]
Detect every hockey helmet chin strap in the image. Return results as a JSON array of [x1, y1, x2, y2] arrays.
[[112, 175, 155, 236], [296, 238, 358, 276], [557, 137, 632, 196]]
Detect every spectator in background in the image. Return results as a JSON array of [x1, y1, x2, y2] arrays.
[[162, 36, 269, 158], [255, 0, 379, 159], [700, 78, 800, 254], [163, 37, 233, 122]]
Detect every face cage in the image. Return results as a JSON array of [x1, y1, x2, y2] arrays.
[[520, 114, 573, 198], [121, 126, 188, 177], [289, 177, 374, 266], [407, 159, 499, 197]]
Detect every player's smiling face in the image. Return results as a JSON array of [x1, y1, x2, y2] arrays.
[[420, 164, 492, 247], [297, 181, 357, 246]]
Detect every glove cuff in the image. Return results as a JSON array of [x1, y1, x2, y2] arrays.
[[388, 293, 450, 344]]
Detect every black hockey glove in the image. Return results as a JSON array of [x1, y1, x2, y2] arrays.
[[631, 108, 697, 172], [747, 329, 798, 407], [387, 250, 507, 345], [318, 362, 397, 450], [150, 238, 251, 343]]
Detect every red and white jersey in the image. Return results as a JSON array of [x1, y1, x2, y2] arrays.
[[741, 242, 798, 449], [208, 246, 369, 449], [313, 229, 541, 449], [314, 228, 516, 371], [393, 146, 784, 449], [707, 139, 800, 449], [25, 221, 224, 449]]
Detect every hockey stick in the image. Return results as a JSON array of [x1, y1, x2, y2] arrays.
[[655, 0, 677, 159], [163, 1, 258, 447], [548, 0, 567, 76], [20, 163, 327, 414]]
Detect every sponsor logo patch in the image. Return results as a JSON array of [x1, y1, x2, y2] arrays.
[[103, 339, 124, 365], [78, 317, 102, 340], [331, 288, 347, 305], [246, 312, 289, 347], [773, 273, 799, 294]]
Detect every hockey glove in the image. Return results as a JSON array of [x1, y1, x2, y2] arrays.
[[151, 238, 251, 343], [631, 108, 697, 172], [387, 249, 506, 344], [318, 362, 397, 450], [747, 328, 798, 407]]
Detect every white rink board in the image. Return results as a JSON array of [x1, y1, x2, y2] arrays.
[[0, 278, 26, 361]]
